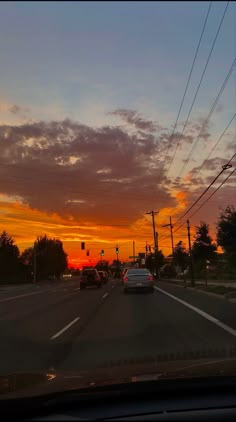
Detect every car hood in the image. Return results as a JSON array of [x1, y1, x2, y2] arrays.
[[1, 356, 236, 399]]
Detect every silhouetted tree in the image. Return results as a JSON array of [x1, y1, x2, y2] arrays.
[[0, 231, 20, 281], [173, 241, 188, 272], [192, 222, 217, 264], [217, 206, 236, 270], [35, 235, 68, 281]]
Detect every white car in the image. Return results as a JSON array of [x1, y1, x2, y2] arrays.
[[123, 268, 154, 294]]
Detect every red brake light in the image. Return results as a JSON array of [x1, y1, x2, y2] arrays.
[[148, 275, 153, 281]]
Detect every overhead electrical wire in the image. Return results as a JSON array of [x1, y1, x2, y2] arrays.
[[203, 113, 236, 163], [171, 165, 236, 237], [174, 150, 236, 225], [186, 167, 236, 220], [157, 1, 213, 181], [166, 1, 230, 179], [177, 113, 236, 197], [176, 56, 236, 179]]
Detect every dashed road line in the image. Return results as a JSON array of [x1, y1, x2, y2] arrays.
[[0, 290, 50, 303], [50, 317, 80, 340], [102, 292, 109, 299]]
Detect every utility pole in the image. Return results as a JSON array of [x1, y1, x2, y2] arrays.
[[187, 219, 195, 287], [133, 240, 135, 263], [170, 217, 174, 257], [146, 210, 159, 277], [146, 210, 159, 252], [33, 241, 37, 283], [162, 216, 174, 257], [155, 232, 158, 252], [145, 241, 148, 258]]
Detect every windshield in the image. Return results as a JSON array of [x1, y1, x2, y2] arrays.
[[0, 0, 236, 399]]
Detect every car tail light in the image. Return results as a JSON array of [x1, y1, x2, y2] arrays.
[[148, 275, 153, 281]]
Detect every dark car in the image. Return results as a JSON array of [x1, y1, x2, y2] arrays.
[[98, 271, 109, 284], [80, 269, 102, 289]]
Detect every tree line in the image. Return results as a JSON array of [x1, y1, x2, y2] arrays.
[[145, 205, 236, 280], [0, 205, 235, 283], [0, 234, 68, 284]]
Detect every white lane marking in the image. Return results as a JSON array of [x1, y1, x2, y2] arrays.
[[102, 292, 109, 299], [50, 317, 80, 340], [74, 288, 80, 291], [154, 286, 236, 338], [0, 290, 50, 303]]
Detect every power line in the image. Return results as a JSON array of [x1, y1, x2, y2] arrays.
[[168, 1, 230, 179], [176, 56, 236, 180], [158, 1, 212, 180], [172, 165, 236, 236], [174, 151, 235, 225], [204, 113, 236, 163], [187, 167, 236, 219], [177, 115, 236, 198]]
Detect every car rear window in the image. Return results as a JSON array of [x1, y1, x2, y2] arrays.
[[127, 269, 150, 275]]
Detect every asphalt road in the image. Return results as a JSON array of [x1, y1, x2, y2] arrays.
[[1, 278, 236, 376]]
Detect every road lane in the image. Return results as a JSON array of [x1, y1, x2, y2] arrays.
[[60, 284, 236, 372], [0, 280, 114, 374], [155, 286, 236, 337], [157, 281, 236, 330], [0, 289, 52, 303], [1, 280, 236, 377], [50, 317, 81, 340]]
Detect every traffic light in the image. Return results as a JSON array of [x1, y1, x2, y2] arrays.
[[116, 246, 119, 254], [86, 250, 89, 256], [101, 250, 104, 256], [81, 242, 85, 250]]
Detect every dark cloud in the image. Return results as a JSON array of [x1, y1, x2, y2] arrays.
[[0, 115, 233, 230], [109, 109, 166, 133], [0, 119, 178, 225], [190, 156, 234, 175]]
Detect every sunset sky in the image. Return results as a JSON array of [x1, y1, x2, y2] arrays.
[[0, 1, 235, 267]]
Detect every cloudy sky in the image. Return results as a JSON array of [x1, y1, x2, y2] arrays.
[[0, 1, 235, 266]]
